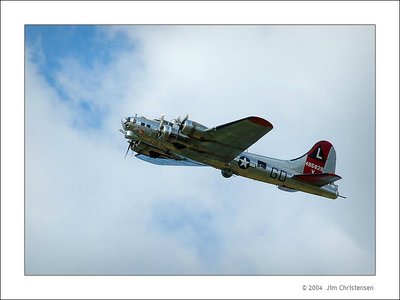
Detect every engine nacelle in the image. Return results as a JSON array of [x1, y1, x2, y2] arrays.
[[159, 124, 180, 140], [125, 130, 136, 140], [181, 120, 208, 139], [221, 169, 233, 178]]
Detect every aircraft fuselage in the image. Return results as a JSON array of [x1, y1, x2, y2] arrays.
[[121, 115, 341, 199]]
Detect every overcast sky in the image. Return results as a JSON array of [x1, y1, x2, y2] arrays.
[[25, 25, 375, 275]]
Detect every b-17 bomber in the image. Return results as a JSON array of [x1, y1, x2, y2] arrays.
[[120, 114, 344, 199]]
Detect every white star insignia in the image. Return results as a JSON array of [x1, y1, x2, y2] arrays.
[[239, 157, 250, 168]]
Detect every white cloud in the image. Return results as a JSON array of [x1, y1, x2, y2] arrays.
[[25, 25, 375, 275]]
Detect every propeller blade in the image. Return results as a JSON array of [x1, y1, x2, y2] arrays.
[[178, 114, 189, 130], [124, 140, 135, 159], [119, 129, 126, 134], [124, 142, 131, 159], [182, 114, 189, 123], [124, 145, 130, 159], [159, 114, 165, 131]]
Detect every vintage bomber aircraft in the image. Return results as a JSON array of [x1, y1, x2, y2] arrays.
[[120, 114, 344, 199]]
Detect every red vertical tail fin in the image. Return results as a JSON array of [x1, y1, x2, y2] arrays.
[[291, 141, 337, 174]]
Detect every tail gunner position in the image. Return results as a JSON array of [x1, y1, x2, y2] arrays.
[[120, 114, 344, 199]]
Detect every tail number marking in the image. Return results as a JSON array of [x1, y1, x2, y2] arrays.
[[305, 161, 324, 173]]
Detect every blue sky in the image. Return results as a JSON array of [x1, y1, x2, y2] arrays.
[[26, 26, 133, 85], [26, 26, 134, 129], [25, 25, 376, 276]]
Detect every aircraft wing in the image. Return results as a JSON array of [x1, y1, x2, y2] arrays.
[[195, 116, 273, 162]]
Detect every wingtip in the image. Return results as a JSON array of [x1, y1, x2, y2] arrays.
[[248, 116, 273, 128]]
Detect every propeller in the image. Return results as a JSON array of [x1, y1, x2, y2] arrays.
[[124, 139, 136, 159], [156, 114, 165, 137], [177, 114, 189, 131], [119, 128, 137, 158], [158, 114, 165, 131]]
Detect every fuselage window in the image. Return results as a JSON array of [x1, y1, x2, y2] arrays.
[[140, 122, 145, 126], [146, 124, 151, 128]]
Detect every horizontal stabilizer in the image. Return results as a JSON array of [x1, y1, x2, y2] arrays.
[[293, 173, 342, 187], [135, 154, 206, 166]]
